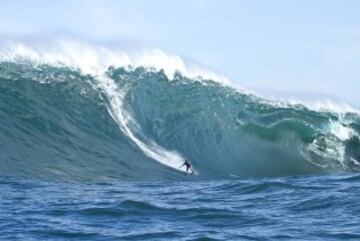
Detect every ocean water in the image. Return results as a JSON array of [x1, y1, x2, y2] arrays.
[[2, 175, 360, 240], [1, 43, 360, 240]]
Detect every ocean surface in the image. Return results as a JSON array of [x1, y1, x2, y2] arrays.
[[1, 44, 360, 240], [1, 174, 360, 241]]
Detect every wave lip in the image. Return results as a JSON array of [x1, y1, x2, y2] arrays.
[[0, 41, 230, 84]]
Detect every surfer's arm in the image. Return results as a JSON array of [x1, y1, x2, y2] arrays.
[[179, 163, 185, 168]]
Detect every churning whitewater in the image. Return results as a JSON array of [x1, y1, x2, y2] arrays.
[[0, 43, 360, 181]]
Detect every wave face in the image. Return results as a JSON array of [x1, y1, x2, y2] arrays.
[[1, 59, 360, 180]]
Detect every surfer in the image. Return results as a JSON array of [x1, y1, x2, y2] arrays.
[[180, 160, 193, 174]]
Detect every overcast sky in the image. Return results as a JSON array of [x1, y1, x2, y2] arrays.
[[1, 0, 359, 106]]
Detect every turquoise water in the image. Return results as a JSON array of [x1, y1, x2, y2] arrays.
[[1, 59, 360, 240]]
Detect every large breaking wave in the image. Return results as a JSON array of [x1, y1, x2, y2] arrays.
[[0, 42, 359, 181]]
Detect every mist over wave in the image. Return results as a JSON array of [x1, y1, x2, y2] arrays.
[[0, 42, 360, 181]]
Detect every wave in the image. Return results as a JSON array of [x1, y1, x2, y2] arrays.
[[0, 42, 359, 181]]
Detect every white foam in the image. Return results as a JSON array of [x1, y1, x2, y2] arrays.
[[291, 99, 359, 115], [257, 95, 360, 115], [0, 40, 230, 85], [329, 120, 354, 141]]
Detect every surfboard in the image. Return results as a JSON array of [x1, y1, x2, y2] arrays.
[[178, 165, 197, 175]]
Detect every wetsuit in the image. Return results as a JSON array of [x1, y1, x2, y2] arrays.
[[183, 160, 191, 173]]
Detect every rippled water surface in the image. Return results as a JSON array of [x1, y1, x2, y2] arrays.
[[1, 174, 360, 240]]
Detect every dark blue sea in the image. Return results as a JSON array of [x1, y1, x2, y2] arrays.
[[2, 175, 360, 240], [1, 48, 360, 240]]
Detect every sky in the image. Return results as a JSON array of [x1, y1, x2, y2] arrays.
[[0, 0, 359, 106]]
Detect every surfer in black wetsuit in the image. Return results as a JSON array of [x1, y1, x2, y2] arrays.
[[180, 160, 193, 174]]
